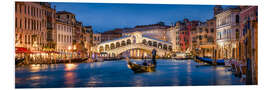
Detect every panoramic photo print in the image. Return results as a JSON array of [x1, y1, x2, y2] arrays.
[[15, 2, 258, 88]]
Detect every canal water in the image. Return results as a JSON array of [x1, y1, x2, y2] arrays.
[[15, 59, 245, 88]]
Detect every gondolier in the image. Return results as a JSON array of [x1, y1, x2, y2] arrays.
[[152, 49, 157, 65]]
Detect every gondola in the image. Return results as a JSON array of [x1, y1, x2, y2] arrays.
[[195, 56, 225, 65], [127, 61, 156, 73], [15, 58, 25, 65]]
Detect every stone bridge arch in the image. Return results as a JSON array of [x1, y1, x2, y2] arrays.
[[106, 43, 171, 57], [93, 31, 173, 57]]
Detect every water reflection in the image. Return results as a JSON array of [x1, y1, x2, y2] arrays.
[[186, 60, 192, 85], [133, 76, 144, 86], [89, 62, 103, 68], [64, 72, 76, 87], [30, 64, 49, 72], [15, 60, 244, 88], [65, 64, 77, 71]]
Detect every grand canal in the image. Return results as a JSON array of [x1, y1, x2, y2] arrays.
[[15, 59, 245, 88]]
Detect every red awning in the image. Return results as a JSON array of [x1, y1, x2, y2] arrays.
[[15, 47, 32, 53], [45, 51, 60, 54]]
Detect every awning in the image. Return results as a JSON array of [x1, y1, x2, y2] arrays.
[[15, 47, 32, 53], [45, 51, 60, 54]]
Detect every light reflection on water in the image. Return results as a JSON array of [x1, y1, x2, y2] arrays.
[[15, 59, 245, 88], [65, 64, 78, 71]]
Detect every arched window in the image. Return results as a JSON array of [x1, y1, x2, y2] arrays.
[[110, 43, 115, 49], [236, 15, 239, 24], [142, 39, 147, 45], [121, 41, 126, 46], [148, 41, 152, 46], [158, 43, 162, 49], [169, 46, 172, 51], [236, 29, 239, 39], [105, 45, 110, 51], [99, 46, 104, 52], [153, 42, 157, 47], [126, 39, 131, 45], [116, 42, 120, 48], [163, 44, 168, 50]]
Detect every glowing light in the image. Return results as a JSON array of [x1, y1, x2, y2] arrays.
[[30, 64, 41, 72], [65, 64, 78, 71], [68, 46, 72, 50], [73, 45, 77, 50]]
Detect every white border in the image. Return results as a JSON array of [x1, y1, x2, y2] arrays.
[[1, 0, 268, 90]]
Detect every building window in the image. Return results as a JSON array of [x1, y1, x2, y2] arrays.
[[25, 35, 27, 44], [40, 21, 42, 30], [20, 19, 22, 28], [58, 34, 60, 42], [25, 18, 27, 29], [24, 5, 26, 14], [199, 35, 202, 40], [19, 5, 22, 13], [236, 15, 240, 24], [211, 28, 214, 33], [199, 28, 203, 33], [28, 18, 30, 29], [219, 32, 222, 39], [28, 6, 30, 15], [236, 29, 239, 39], [204, 35, 208, 38], [31, 7, 33, 16]]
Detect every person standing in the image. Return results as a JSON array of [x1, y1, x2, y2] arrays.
[[152, 49, 157, 65]]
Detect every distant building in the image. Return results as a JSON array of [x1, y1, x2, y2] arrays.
[[122, 22, 170, 41], [167, 21, 181, 52], [179, 19, 199, 53], [101, 29, 123, 42], [191, 19, 216, 58], [93, 32, 101, 46], [83, 26, 93, 57]]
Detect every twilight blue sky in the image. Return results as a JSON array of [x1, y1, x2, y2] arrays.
[[51, 2, 216, 32]]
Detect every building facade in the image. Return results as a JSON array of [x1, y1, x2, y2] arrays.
[[167, 21, 181, 52], [83, 26, 94, 57], [55, 19, 73, 59], [93, 32, 101, 46], [15, 2, 56, 52], [239, 6, 258, 84], [55, 11, 76, 59], [122, 23, 170, 41], [101, 29, 123, 42], [215, 7, 241, 59], [191, 19, 216, 58], [178, 19, 199, 53]]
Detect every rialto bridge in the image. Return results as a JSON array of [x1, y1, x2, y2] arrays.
[[93, 32, 172, 57]]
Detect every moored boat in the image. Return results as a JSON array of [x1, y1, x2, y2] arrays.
[[195, 56, 225, 65]]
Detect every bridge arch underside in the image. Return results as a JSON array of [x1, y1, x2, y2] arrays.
[[118, 48, 152, 58]]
